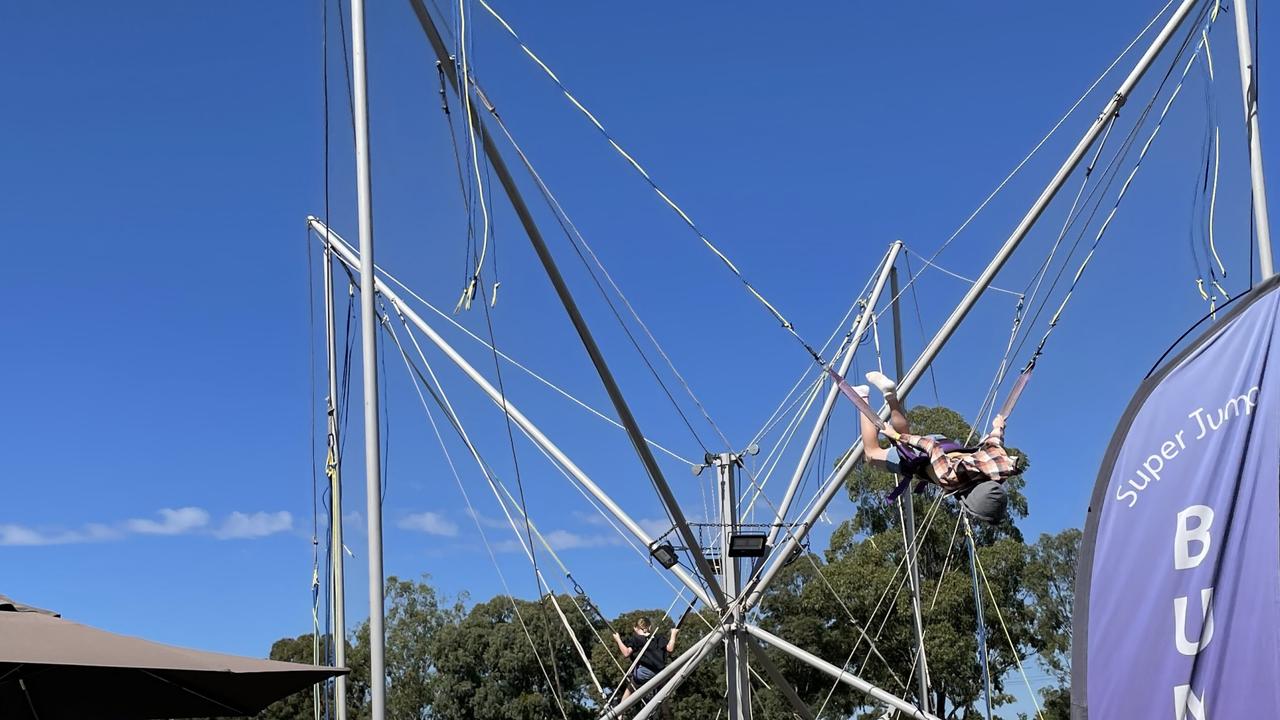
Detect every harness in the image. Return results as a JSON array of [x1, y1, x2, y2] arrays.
[[884, 437, 978, 503]]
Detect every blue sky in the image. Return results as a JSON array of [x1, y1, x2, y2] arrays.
[[0, 0, 1268, 709]]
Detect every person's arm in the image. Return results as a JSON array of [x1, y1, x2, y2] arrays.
[[983, 415, 1007, 447], [613, 632, 633, 657], [666, 628, 679, 654]]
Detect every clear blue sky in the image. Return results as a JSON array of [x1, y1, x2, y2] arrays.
[[0, 0, 1267, 707]]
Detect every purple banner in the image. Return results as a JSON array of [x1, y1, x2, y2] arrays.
[[1073, 278, 1280, 719]]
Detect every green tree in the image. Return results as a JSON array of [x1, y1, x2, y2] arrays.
[[430, 593, 596, 720], [1023, 528, 1081, 719], [254, 632, 365, 720], [256, 575, 457, 720]]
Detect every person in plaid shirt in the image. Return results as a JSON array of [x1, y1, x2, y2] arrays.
[[855, 371, 1022, 522]]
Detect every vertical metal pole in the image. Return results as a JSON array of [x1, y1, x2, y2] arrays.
[[964, 518, 993, 720], [1234, 0, 1275, 278], [765, 240, 903, 550], [349, 0, 385, 717], [719, 454, 751, 720], [889, 265, 930, 714], [742, 0, 1204, 614], [322, 249, 348, 720]]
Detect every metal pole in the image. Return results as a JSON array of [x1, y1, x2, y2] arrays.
[[745, 638, 816, 720], [348, 0, 385, 716], [764, 241, 903, 550], [307, 218, 716, 609], [1233, 0, 1275, 277], [406, 0, 726, 608], [964, 518, 993, 720], [322, 244, 348, 720], [718, 455, 751, 720], [744, 624, 941, 720], [890, 264, 931, 714], [741, 0, 1204, 614], [601, 626, 726, 720]]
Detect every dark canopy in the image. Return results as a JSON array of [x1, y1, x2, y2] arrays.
[[0, 594, 345, 719]]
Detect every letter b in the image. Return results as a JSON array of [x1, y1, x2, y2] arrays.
[[1175, 505, 1214, 570]]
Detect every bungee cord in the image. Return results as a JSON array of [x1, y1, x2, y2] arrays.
[[454, 0, 496, 314], [1018, 4, 1220, 377], [474, 0, 1180, 374], [478, 106, 722, 453]]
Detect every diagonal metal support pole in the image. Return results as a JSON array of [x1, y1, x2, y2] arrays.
[[739, 0, 1205, 614], [746, 636, 816, 720], [764, 240, 902, 551], [406, 0, 726, 608], [744, 625, 942, 720], [600, 625, 726, 720], [309, 218, 716, 609]]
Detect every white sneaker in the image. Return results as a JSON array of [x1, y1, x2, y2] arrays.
[[852, 384, 870, 399], [865, 370, 897, 395]]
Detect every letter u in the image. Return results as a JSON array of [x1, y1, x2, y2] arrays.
[[1174, 587, 1215, 655]]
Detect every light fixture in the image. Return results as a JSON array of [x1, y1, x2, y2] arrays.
[[650, 541, 679, 569], [727, 532, 768, 558]]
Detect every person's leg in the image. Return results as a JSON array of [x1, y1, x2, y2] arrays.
[[856, 385, 889, 464], [867, 371, 909, 434], [885, 392, 910, 435]]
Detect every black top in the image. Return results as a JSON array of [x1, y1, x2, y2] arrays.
[[624, 632, 668, 672]]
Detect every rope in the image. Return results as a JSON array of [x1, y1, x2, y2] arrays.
[[967, 520, 1046, 720], [476, 0, 832, 364], [739, 374, 826, 517], [901, 251, 942, 404], [810, 494, 949, 718], [906, 253, 1023, 297], [381, 310, 573, 719], [373, 263, 698, 464], [377, 288, 725, 646], [480, 106, 722, 452], [453, 0, 494, 313], [1022, 9, 1219, 371], [902, 0, 1179, 289]]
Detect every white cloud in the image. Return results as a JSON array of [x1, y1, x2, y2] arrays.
[[542, 529, 618, 550], [215, 511, 293, 540], [464, 508, 510, 530], [126, 507, 210, 535], [399, 512, 459, 537], [495, 529, 618, 553], [0, 522, 121, 546], [1, 507, 294, 546], [638, 517, 673, 540], [0, 524, 62, 546]]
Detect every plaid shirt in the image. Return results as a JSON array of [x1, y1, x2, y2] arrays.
[[898, 421, 1022, 491]]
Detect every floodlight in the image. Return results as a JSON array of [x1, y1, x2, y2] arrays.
[[650, 541, 679, 569], [727, 532, 768, 558]]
